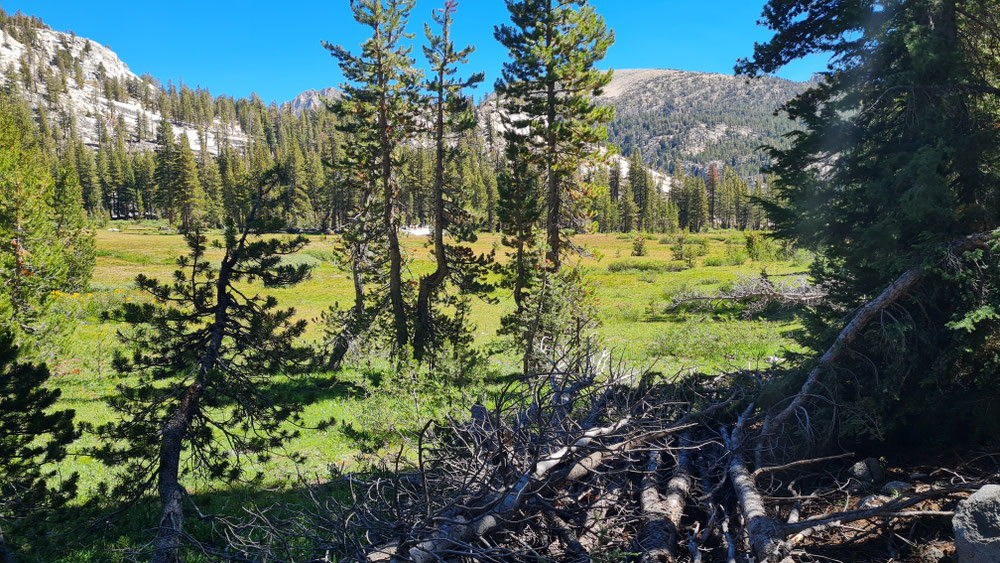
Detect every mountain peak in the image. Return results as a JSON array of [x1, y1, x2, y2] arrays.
[[283, 87, 341, 115]]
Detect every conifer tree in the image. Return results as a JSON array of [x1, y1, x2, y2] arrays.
[[413, 0, 490, 361], [628, 149, 650, 229], [497, 141, 542, 373], [132, 151, 156, 219], [73, 139, 102, 216], [705, 162, 720, 227], [153, 119, 177, 223], [91, 170, 316, 563], [738, 0, 1000, 443], [494, 0, 615, 270], [0, 95, 93, 358], [173, 134, 206, 232], [618, 172, 638, 232], [51, 161, 94, 288], [324, 0, 424, 352], [0, 330, 78, 558]]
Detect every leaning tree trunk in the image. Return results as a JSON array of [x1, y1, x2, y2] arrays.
[[758, 229, 996, 461], [150, 382, 203, 563], [151, 255, 233, 563]]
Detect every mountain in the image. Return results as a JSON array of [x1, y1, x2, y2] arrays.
[[0, 11, 251, 153], [283, 87, 341, 115], [4, 7, 803, 182], [598, 69, 809, 176]]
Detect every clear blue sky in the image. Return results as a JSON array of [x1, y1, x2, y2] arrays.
[[3, 1, 827, 104]]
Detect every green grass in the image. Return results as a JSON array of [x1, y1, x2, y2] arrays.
[[27, 226, 807, 560]]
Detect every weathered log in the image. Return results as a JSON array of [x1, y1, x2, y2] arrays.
[[637, 436, 694, 562]]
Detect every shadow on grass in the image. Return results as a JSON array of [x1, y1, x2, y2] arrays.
[[12, 476, 354, 562], [262, 372, 367, 406]]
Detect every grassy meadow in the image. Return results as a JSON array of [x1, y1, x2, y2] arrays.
[[36, 224, 810, 560]]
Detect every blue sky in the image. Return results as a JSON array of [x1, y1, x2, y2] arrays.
[[4, 1, 827, 104]]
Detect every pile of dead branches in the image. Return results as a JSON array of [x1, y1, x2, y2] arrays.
[[209, 347, 977, 562]]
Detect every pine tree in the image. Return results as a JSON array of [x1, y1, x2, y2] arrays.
[[618, 172, 638, 232], [132, 151, 156, 219], [173, 134, 206, 232], [494, 0, 615, 270], [324, 0, 424, 352], [91, 171, 316, 563], [705, 162, 720, 228], [413, 0, 489, 361], [0, 330, 78, 557], [628, 149, 649, 229], [153, 119, 177, 223], [738, 0, 1000, 443], [73, 139, 103, 217], [497, 141, 542, 373], [0, 95, 93, 358], [51, 160, 94, 288]]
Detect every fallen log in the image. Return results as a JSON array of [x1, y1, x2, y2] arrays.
[[759, 230, 998, 459]]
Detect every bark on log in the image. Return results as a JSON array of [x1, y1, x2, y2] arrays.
[[638, 439, 692, 562]]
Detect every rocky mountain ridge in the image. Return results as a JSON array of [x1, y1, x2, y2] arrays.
[[0, 15, 249, 153], [3, 10, 804, 183]]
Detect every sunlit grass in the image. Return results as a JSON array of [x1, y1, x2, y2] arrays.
[[26, 224, 811, 559]]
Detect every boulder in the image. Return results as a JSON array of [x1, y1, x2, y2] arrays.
[[953, 485, 1000, 563], [847, 457, 885, 489]]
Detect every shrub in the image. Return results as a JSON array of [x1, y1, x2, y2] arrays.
[[744, 232, 796, 262], [703, 256, 728, 267], [704, 243, 750, 267], [607, 259, 669, 273], [631, 235, 648, 257]]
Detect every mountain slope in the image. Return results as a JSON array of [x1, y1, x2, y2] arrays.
[[0, 12, 250, 153], [599, 69, 809, 175]]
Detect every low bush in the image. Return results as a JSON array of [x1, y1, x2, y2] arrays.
[[607, 259, 669, 273]]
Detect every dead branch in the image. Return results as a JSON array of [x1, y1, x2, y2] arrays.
[[760, 230, 999, 457]]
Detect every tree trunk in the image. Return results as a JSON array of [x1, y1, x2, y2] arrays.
[[379, 87, 408, 352], [151, 249, 233, 563], [328, 240, 368, 370], [150, 382, 203, 563], [544, 0, 561, 271], [413, 56, 449, 361]]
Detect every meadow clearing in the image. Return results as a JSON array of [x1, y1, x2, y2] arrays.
[[37, 224, 809, 559]]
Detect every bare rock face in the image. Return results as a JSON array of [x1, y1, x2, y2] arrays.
[[953, 485, 1000, 563]]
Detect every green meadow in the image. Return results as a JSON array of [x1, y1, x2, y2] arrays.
[[35, 224, 808, 559]]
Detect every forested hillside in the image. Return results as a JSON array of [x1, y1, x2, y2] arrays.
[[0, 8, 781, 236], [600, 68, 809, 175]]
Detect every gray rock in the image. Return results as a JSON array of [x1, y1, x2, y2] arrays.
[[848, 457, 885, 488], [953, 485, 1000, 563], [857, 494, 891, 509], [881, 481, 912, 496]]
